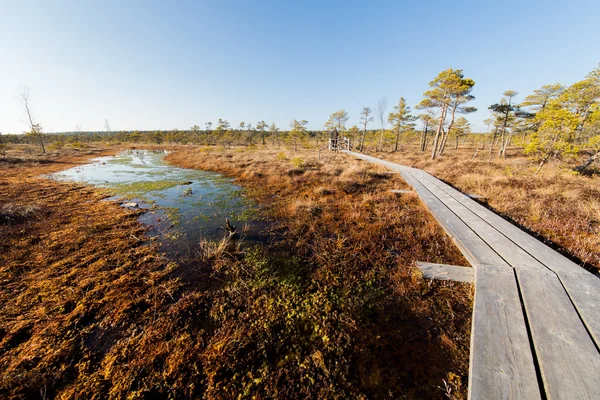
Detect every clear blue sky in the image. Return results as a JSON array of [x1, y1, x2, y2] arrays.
[[1, 0, 599, 134]]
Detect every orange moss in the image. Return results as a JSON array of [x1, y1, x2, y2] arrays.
[[165, 147, 473, 398], [1, 145, 473, 399]]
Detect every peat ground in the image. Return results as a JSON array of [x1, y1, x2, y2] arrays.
[[1, 145, 472, 399]]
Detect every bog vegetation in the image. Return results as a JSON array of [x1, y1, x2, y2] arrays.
[[1, 147, 472, 399], [1, 64, 599, 399]]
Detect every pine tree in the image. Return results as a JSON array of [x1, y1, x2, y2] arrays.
[[417, 69, 476, 159], [387, 97, 415, 152]]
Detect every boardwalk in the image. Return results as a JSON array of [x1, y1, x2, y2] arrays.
[[344, 151, 600, 400]]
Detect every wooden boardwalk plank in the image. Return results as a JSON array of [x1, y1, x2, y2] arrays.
[[388, 165, 541, 399], [413, 168, 600, 348], [343, 151, 600, 399], [517, 268, 600, 399], [397, 169, 507, 267], [415, 261, 474, 283], [469, 265, 542, 400], [409, 169, 600, 398]]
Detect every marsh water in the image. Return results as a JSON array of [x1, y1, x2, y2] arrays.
[[51, 150, 264, 257]]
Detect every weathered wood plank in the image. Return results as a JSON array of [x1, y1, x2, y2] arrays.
[[516, 268, 600, 399], [389, 189, 413, 194], [556, 273, 600, 347], [342, 151, 406, 172], [416, 261, 474, 283], [343, 151, 600, 399], [415, 168, 600, 348], [387, 168, 542, 399], [345, 153, 514, 268], [409, 169, 550, 269], [410, 169, 600, 399], [469, 264, 542, 400], [397, 169, 505, 267]]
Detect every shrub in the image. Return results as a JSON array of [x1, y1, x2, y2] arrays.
[[69, 141, 85, 149], [291, 157, 305, 169]]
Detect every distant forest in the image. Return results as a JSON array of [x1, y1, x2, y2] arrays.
[[3, 65, 599, 172]]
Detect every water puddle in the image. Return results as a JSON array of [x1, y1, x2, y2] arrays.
[[50, 149, 265, 257]]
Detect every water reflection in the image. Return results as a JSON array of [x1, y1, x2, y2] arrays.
[[51, 149, 264, 257]]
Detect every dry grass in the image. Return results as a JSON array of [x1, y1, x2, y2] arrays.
[[1, 145, 473, 399], [0, 144, 116, 181], [368, 146, 600, 271], [0, 151, 181, 398], [3, 141, 595, 398], [197, 235, 242, 261], [166, 147, 473, 398]]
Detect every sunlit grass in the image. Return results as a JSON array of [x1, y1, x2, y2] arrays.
[[2, 145, 473, 399], [372, 146, 600, 270]]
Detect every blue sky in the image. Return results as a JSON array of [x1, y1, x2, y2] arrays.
[[1, 0, 599, 134]]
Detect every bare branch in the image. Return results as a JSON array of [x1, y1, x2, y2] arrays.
[[376, 97, 388, 127], [17, 85, 36, 130], [16, 85, 45, 153]]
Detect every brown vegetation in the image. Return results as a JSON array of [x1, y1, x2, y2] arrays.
[[369, 147, 600, 271], [165, 147, 473, 398], [0, 145, 115, 180], [1, 145, 472, 399], [8, 141, 595, 399]]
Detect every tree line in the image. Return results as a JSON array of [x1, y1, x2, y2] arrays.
[[4, 65, 599, 172]]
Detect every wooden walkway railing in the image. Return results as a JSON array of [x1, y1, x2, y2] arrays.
[[329, 137, 351, 151], [343, 151, 600, 400]]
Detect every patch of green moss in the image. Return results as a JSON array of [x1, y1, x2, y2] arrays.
[[110, 180, 192, 195]]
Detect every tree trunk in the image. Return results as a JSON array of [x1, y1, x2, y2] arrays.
[[497, 133, 506, 157], [535, 153, 551, 174], [498, 132, 505, 157], [36, 133, 45, 154], [573, 151, 599, 172], [431, 105, 447, 160], [360, 124, 367, 152], [378, 128, 385, 152], [575, 104, 592, 140], [439, 105, 457, 156], [489, 129, 498, 154], [498, 101, 513, 158], [439, 130, 448, 155], [394, 128, 400, 152], [420, 122, 428, 152], [440, 125, 450, 153], [500, 133, 512, 158]]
